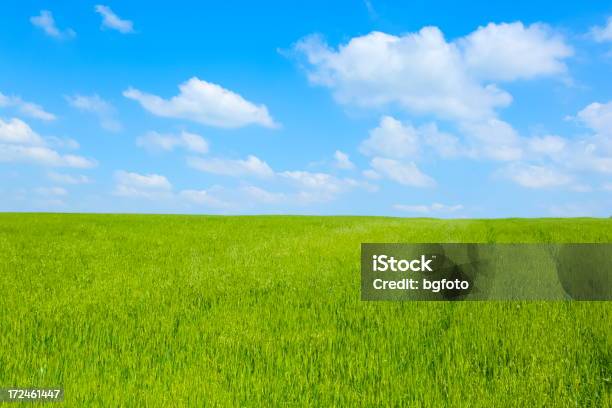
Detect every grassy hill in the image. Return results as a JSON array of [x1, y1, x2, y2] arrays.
[[0, 214, 610, 406]]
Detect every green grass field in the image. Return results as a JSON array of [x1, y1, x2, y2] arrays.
[[0, 214, 610, 406]]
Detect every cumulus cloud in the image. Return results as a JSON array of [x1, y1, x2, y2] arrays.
[[0, 145, 95, 168], [498, 163, 573, 188], [0, 92, 56, 121], [590, 16, 612, 43], [526, 135, 567, 157], [553, 101, 612, 174], [279, 170, 361, 203], [30, 10, 75, 39], [333, 150, 355, 169], [296, 29, 511, 121], [360, 116, 419, 158], [476, 102, 612, 179], [94, 5, 134, 33], [393, 203, 463, 214], [124, 77, 278, 128], [369, 157, 435, 187], [187, 155, 274, 178], [47, 172, 92, 184], [576, 101, 612, 136], [360, 116, 469, 160], [0, 117, 45, 145], [280, 170, 352, 192], [184, 151, 371, 205], [459, 118, 523, 161], [179, 189, 230, 208], [353, 105, 609, 192], [420, 123, 466, 158], [242, 185, 287, 204], [112, 171, 231, 207], [114, 171, 172, 198], [66, 94, 122, 132], [137, 131, 208, 154], [0, 118, 95, 168], [459, 22, 573, 81], [295, 24, 570, 121]]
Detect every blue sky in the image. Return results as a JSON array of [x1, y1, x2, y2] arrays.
[[1, 1, 611, 217]]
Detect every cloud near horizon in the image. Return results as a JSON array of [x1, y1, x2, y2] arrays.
[[0, 118, 95, 168]]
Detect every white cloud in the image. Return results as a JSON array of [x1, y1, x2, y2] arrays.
[[187, 155, 274, 178], [0, 145, 95, 168], [114, 171, 172, 198], [602, 182, 612, 192], [66, 94, 110, 113], [420, 123, 466, 158], [577, 101, 612, 136], [526, 135, 567, 156], [137, 131, 209, 154], [16, 101, 56, 121], [0, 118, 95, 168], [459, 22, 572, 81], [244, 177, 369, 206], [124, 77, 278, 128], [112, 172, 230, 207], [460, 118, 523, 161], [362, 169, 381, 179], [30, 10, 75, 39], [280, 171, 352, 192], [0, 118, 45, 145], [359, 116, 469, 160], [499, 163, 572, 188], [179, 189, 230, 208], [180, 132, 209, 154], [555, 101, 612, 174], [296, 29, 512, 121], [35, 187, 67, 196], [296, 23, 571, 123], [0, 92, 56, 121], [94, 5, 134, 34], [333, 150, 355, 169], [393, 203, 463, 214], [47, 172, 91, 184], [369, 157, 435, 187], [242, 185, 287, 204], [66, 94, 122, 132], [500, 103, 611, 177], [590, 16, 612, 43], [553, 139, 612, 175], [280, 170, 360, 203], [184, 152, 371, 205], [360, 116, 420, 158], [349, 100, 609, 191], [47, 136, 80, 150], [360, 116, 472, 160]]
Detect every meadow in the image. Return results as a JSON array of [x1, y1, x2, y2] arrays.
[[0, 214, 610, 406]]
